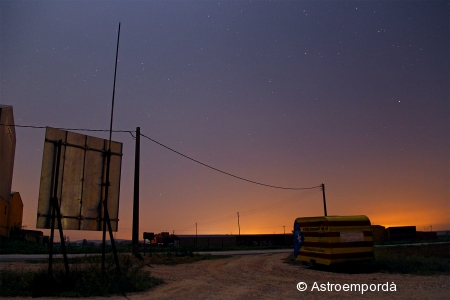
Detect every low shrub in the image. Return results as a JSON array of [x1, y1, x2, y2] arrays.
[[285, 243, 450, 276], [0, 254, 163, 297]]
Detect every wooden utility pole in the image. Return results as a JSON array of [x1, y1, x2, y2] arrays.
[[237, 212, 240, 236], [322, 183, 327, 216], [132, 127, 140, 257]]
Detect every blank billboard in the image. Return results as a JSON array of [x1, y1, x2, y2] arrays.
[[36, 127, 122, 231]]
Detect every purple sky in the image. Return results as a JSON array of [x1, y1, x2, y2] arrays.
[[1, 1, 448, 240]]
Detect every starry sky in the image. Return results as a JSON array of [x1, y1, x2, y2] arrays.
[[1, 1, 448, 240]]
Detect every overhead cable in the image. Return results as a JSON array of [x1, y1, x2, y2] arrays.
[[140, 132, 320, 191], [0, 124, 134, 133], [4, 123, 320, 191]]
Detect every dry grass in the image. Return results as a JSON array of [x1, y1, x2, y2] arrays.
[[0, 254, 163, 297], [284, 243, 450, 275]]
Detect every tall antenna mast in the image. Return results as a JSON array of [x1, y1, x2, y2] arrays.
[[102, 22, 121, 274], [109, 22, 121, 146]]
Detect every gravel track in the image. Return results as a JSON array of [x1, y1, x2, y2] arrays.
[[131, 253, 449, 299], [1, 253, 448, 299]]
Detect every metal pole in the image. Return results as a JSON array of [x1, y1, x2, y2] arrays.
[[103, 22, 121, 274], [132, 127, 140, 257], [54, 198, 70, 275], [108, 22, 121, 146], [52, 142, 69, 275], [322, 183, 327, 216], [101, 158, 107, 273], [47, 141, 60, 278], [106, 207, 120, 271], [195, 222, 198, 248], [48, 205, 55, 278]]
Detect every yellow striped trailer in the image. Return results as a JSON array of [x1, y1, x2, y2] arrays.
[[293, 215, 373, 265]]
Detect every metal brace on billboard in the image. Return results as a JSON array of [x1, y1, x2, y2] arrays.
[[36, 127, 122, 232], [47, 139, 69, 277], [36, 127, 123, 276]]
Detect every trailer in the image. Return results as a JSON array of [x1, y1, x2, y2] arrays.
[[293, 215, 373, 265]]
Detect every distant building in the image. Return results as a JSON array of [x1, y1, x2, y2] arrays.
[[371, 225, 440, 242], [0, 104, 23, 237], [22, 229, 44, 244], [416, 231, 437, 240], [387, 226, 416, 241], [151, 234, 294, 248], [177, 234, 236, 248], [371, 225, 387, 242], [437, 231, 450, 239]]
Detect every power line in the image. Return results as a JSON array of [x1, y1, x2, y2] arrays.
[[140, 132, 320, 191], [4, 123, 320, 191], [0, 124, 134, 133]]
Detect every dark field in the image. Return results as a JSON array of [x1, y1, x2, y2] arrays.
[[0, 242, 449, 297], [373, 243, 450, 275]]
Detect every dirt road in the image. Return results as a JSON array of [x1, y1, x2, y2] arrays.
[[127, 253, 448, 300], [2, 253, 448, 299]]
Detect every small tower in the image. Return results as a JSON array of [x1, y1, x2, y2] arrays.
[[0, 105, 22, 236]]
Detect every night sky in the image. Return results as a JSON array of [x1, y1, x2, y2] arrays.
[[1, 1, 448, 240]]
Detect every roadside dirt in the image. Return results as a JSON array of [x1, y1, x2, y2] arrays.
[[131, 253, 449, 300], [1, 253, 448, 299]]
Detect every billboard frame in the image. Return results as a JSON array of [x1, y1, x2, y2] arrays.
[[36, 127, 122, 232]]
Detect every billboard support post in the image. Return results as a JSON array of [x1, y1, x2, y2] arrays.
[[102, 149, 120, 274], [37, 127, 123, 280], [47, 140, 70, 278]]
